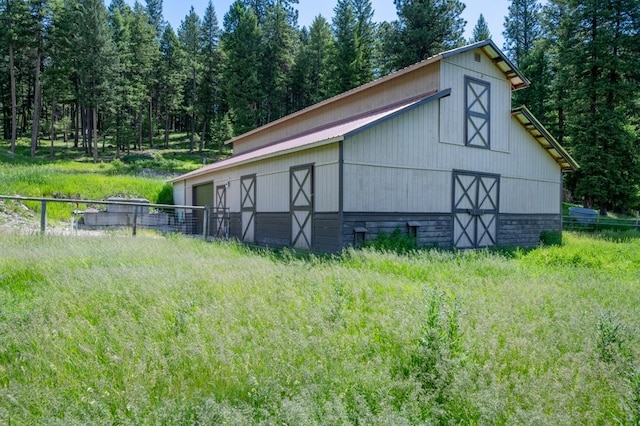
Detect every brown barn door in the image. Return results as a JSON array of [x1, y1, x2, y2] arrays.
[[453, 171, 499, 249], [215, 184, 227, 237], [241, 175, 256, 242], [290, 165, 313, 249]]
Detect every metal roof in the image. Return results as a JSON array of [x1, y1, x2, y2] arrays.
[[172, 90, 450, 182], [441, 40, 530, 91], [226, 40, 528, 146], [512, 106, 579, 172]]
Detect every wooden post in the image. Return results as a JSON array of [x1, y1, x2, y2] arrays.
[[40, 200, 47, 234], [132, 206, 138, 236], [203, 206, 210, 239]]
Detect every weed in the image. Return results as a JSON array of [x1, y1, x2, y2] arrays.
[[540, 230, 563, 246], [626, 364, 640, 424], [596, 310, 631, 364], [410, 287, 464, 414]]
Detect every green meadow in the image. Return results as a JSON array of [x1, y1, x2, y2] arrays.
[[1, 232, 639, 424]]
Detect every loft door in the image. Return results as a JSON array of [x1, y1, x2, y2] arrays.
[[241, 175, 256, 242], [290, 165, 313, 249], [453, 171, 499, 249]]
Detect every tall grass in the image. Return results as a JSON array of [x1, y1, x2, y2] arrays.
[[1, 232, 639, 423], [0, 163, 168, 221]]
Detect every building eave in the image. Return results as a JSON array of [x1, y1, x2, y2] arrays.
[[512, 106, 579, 172]]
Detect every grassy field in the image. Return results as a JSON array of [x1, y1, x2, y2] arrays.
[[0, 137, 212, 222], [1, 232, 639, 424]]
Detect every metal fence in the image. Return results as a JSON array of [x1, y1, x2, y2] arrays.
[[563, 213, 640, 232], [0, 195, 229, 239]]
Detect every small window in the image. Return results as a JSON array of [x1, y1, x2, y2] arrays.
[[407, 221, 420, 241], [354, 226, 368, 246], [465, 76, 491, 149], [474, 52, 481, 62]]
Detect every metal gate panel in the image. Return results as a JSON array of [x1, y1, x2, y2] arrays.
[[241, 175, 256, 242], [215, 185, 227, 237], [453, 171, 499, 249], [290, 165, 313, 249]]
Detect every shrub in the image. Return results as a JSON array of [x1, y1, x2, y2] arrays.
[[367, 228, 416, 254], [155, 183, 174, 206], [540, 230, 563, 246]]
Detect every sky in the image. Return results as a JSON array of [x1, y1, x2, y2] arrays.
[[141, 0, 511, 50]]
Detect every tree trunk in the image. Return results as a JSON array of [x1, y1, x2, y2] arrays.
[[199, 120, 206, 153], [164, 114, 170, 148], [149, 97, 153, 148], [9, 41, 17, 154], [31, 51, 42, 157], [92, 107, 98, 163], [50, 100, 56, 158]]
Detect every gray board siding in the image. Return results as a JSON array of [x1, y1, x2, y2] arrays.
[[229, 213, 241, 239], [220, 211, 560, 252], [255, 212, 290, 248], [342, 213, 453, 249], [498, 213, 561, 246]]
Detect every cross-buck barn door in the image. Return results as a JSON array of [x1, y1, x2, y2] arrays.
[[452, 171, 500, 249], [240, 174, 256, 242], [290, 164, 314, 249], [215, 184, 227, 237]]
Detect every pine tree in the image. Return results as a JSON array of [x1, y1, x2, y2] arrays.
[[329, 0, 357, 95], [178, 6, 202, 152], [259, 1, 297, 123], [291, 15, 332, 110], [76, 0, 117, 162], [197, 0, 223, 151], [158, 24, 184, 147], [556, 0, 640, 212], [503, 0, 549, 121], [470, 13, 491, 42], [393, 0, 466, 69], [222, 0, 262, 135], [145, 0, 163, 38], [503, 0, 541, 67]]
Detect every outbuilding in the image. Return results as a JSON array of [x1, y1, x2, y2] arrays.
[[172, 40, 578, 252]]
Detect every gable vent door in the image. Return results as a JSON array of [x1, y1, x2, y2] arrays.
[[290, 165, 313, 250], [241, 175, 256, 242], [453, 171, 499, 249]]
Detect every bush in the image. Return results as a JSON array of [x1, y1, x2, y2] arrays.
[[540, 231, 563, 246], [155, 183, 174, 206], [367, 228, 416, 254]]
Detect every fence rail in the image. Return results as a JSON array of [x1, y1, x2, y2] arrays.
[[563, 214, 640, 232], [0, 195, 229, 239]]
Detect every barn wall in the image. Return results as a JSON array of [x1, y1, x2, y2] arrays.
[[343, 92, 562, 216], [232, 66, 440, 155], [181, 143, 339, 214], [439, 49, 512, 152]]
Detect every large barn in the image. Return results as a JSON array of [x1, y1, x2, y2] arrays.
[[172, 40, 578, 252]]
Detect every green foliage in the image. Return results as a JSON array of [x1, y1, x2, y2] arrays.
[[392, 0, 466, 69], [540, 230, 562, 246], [596, 310, 631, 364], [469, 13, 491, 42], [1, 232, 640, 423], [155, 183, 174, 205], [366, 228, 416, 254]]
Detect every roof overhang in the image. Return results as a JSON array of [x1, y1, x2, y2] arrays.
[[441, 40, 530, 91], [512, 106, 579, 172]]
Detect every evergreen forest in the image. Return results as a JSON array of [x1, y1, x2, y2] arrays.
[[0, 0, 639, 213]]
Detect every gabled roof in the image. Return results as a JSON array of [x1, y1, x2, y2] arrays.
[[512, 106, 579, 172], [226, 39, 528, 146], [441, 40, 529, 91], [172, 90, 450, 182]]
